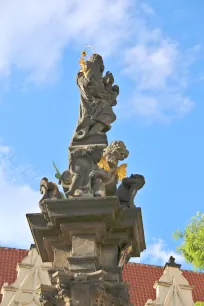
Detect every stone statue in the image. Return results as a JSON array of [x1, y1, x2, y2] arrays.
[[71, 53, 119, 146], [116, 174, 145, 207], [90, 141, 129, 197], [28, 48, 145, 306], [39, 177, 62, 203]]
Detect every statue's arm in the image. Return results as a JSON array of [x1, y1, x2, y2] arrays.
[[122, 177, 134, 186], [90, 169, 111, 181]]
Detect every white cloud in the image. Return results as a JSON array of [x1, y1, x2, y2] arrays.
[[124, 15, 200, 122], [0, 0, 133, 82], [122, 9, 200, 121], [140, 3, 155, 15], [0, 142, 40, 248], [124, 40, 179, 91], [0, 145, 10, 154], [0, 0, 200, 120], [130, 238, 185, 266]]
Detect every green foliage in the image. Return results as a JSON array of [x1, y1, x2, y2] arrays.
[[173, 212, 204, 271], [195, 302, 204, 306]]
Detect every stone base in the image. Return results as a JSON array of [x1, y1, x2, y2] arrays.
[[26, 196, 145, 265], [27, 196, 144, 305], [37, 270, 133, 306]]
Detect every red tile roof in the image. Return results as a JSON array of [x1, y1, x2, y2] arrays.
[[122, 262, 204, 305], [0, 247, 203, 305], [0, 247, 28, 301]]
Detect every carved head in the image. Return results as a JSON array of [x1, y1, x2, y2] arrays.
[[130, 174, 145, 189], [59, 170, 72, 188], [103, 141, 129, 164], [88, 53, 105, 73], [41, 177, 48, 182]]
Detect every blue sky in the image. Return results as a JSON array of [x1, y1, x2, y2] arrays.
[[0, 0, 204, 270]]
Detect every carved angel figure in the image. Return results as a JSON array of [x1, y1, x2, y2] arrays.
[[72, 53, 119, 142], [90, 141, 129, 197]]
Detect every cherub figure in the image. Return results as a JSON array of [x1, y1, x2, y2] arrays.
[[90, 141, 129, 197]]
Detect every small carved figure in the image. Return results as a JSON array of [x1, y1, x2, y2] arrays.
[[169, 256, 175, 264], [116, 174, 145, 207], [39, 177, 62, 203], [53, 162, 73, 195], [90, 141, 129, 197]]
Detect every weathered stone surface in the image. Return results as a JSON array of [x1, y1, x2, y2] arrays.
[[72, 234, 97, 257], [99, 245, 118, 269], [27, 197, 145, 264], [38, 269, 133, 306]]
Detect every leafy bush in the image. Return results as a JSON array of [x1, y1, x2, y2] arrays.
[[173, 212, 204, 271]]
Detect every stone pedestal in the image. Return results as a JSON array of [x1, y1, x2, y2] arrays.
[[27, 196, 145, 305]]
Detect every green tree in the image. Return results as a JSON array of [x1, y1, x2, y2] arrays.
[[173, 212, 204, 271], [195, 302, 204, 306]]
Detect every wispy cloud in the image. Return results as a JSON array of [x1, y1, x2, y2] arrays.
[[130, 238, 185, 266], [0, 145, 10, 154], [0, 141, 40, 248], [0, 0, 200, 121], [0, 0, 133, 83], [122, 10, 200, 122]]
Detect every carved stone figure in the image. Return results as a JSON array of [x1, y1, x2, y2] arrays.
[[116, 174, 145, 207], [71, 53, 119, 146], [39, 177, 62, 203], [39, 178, 63, 225], [67, 147, 103, 197], [90, 141, 129, 197], [54, 147, 103, 197]]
